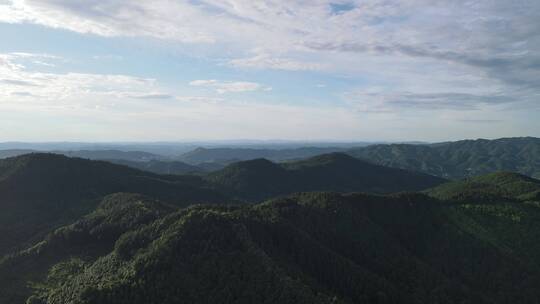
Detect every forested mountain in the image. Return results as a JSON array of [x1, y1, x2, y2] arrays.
[[0, 149, 164, 162], [2, 187, 540, 304], [348, 137, 540, 179], [206, 153, 445, 201], [427, 172, 540, 202], [0, 149, 36, 159], [0, 152, 444, 257], [56, 150, 162, 162], [3, 137, 538, 180], [106, 159, 204, 175], [0, 149, 163, 162], [1, 150, 540, 304], [179, 147, 347, 164], [0, 154, 227, 257]]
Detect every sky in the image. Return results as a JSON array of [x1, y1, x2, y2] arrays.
[[0, 0, 539, 142]]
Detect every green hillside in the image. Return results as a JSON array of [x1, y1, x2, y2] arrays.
[[207, 153, 446, 201], [0, 153, 227, 256], [2, 154, 540, 303], [178, 146, 346, 164], [427, 172, 540, 203], [348, 137, 540, 179], [106, 159, 204, 175], [3, 191, 540, 303]]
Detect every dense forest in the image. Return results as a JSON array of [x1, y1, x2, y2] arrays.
[[0, 143, 539, 303], [207, 153, 445, 201], [348, 137, 540, 179], [3, 188, 540, 303]]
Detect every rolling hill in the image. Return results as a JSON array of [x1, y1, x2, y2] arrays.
[[56, 150, 162, 162], [427, 171, 540, 203], [0, 153, 228, 256], [3, 191, 540, 304], [2, 150, 540, 303], [0, 149, 36, 159], [348, 137, 540, 179], [106, 159, 204, 175], [206, 153, 446, 201], [179, 146, 347, 164]]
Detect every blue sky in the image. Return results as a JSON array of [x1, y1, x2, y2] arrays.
[[0, 0, 539, 142]]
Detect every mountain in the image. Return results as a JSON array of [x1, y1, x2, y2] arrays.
[[427, 171, 540, 203], [0, 193, 175, 304], [53, 150, 163, 162], [4, 191, 540, 304], [179, 147, 347, 164], [0, 149, 164, 162], [195, 161, 228, 172], [0, 153, 228, 256], [3, 147, 540, 303], [106, 159, 204, 175], [0, 149, 36, 159], [206, 153, 446, 201], [348, 137, 540, 179]]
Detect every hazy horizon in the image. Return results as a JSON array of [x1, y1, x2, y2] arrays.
[[0, 136, 535, 146]]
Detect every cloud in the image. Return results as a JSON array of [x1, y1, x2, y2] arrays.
[[189, 79, 271, 94], [0, 52, 172, 110], [129, 93, 174, 100], [0, 0, 219, 43], [229, 54, 326, 71], [0, 52, 59, 71], [457, 119, 503, 124], [2, 2, 537, 90], [189, 79, 218, 86], [346, 91, 519, 112], [0, 0, 539, 115], [10, 91, 36, 97], [0, 79, 40, 86]]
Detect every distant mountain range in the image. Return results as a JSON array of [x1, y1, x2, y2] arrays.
[[106, 159, 204, 175], [1, 137, 538, 180], [207, 153, 445, 201], [57, 150, 162, 162], [178, 146, 348, 164], [349, 137, 540, 179], [0, 149, 163, 162], [177, 137, 540, 179]]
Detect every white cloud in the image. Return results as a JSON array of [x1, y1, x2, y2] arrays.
[[1, 0, 538, 106], [189, 79, 271, 94], [0, 52, 173, 111], [189, 79, 218, 86], [0, 0, 539, 140], [128, 93, 174, 100], [229, 54, 326, 71]]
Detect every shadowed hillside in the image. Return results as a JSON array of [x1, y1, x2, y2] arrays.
[[2, 153, 540, 304], [3, 191, 540, 304], [179, 147, 347, 164], [0, 153, 228, 256], [207, 153, 446, 201], [106, 159, 204, 175]]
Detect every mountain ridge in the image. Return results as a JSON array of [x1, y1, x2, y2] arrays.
[[207, 152, 446, 201], [0, 153, 228, 257]]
